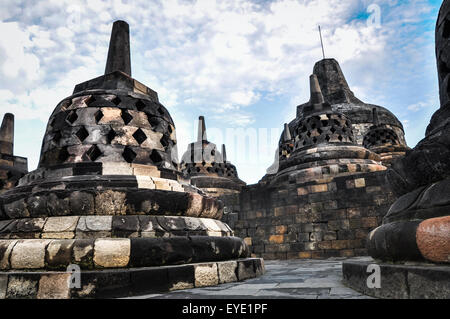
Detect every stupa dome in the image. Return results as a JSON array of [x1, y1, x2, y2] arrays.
[[39, 20, 178, 174], [289, 58, 407, 147]]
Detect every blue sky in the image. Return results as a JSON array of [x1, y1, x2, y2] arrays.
[[0, 0, 443, 184]]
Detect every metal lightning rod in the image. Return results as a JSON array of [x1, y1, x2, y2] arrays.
[[318, 25, 325, 60]]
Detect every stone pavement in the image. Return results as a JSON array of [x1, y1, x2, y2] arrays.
[[128, 257, 374, 299]]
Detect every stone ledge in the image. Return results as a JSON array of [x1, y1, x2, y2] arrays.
[[342, 260, 450, 299], [0, 187, 224, 220], [0, 236, 249, 271], [0, 215, 233, 239], [0, 258, 264, 299]]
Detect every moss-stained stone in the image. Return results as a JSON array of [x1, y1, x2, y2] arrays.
[[11, 240, 50, 269], [44, 216, 79, 233], [200, 218, 222, 232], [238, 259, 255, 281], [194, 263, 219, 287], [37, 274, 71, 299], [95, 190, 126, 215], [72, 239, 94, 269], [6, 275, 39, 299], [0, 275, 7, 299], [77, 216, 112, 232], [47, 193, 71, 216], [156, 216, 186, 232], [184, 217, 204, 231], [69, 191, 94, 215], [168, 265, 195, 291], [254, 258, 265, 276], [46, 240, 74, 269], [94, 238, 130, 268], [186, 194, 203, 217], [42, 232, 75, 239], [4, 199, 29, 219], [15, 218, 46, 233], [112, 216, 139, 237], [0, 240, 17, 270], [26, 196, 48, 217], [217, 261, 238, 284]]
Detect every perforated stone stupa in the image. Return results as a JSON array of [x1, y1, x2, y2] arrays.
[[233, 64, 406, 260], [180, 116, 245, 225], [0, 21, 263, 299]]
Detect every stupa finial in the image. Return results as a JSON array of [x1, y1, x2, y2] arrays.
[[283, 123, 292, 141], [0, 113, 14, 155], [222, 144, 227, 163], [309, 74, 325, 107], [105, 20, 132, 76], [197, 116, 207, 142]]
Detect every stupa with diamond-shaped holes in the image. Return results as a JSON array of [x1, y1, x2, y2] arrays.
[[0, 21, 263, 299]]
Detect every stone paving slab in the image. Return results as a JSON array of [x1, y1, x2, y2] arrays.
[[128, 257, 374, 299]]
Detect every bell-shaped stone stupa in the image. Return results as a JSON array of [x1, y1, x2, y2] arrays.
[[0, 21, 263, 299]]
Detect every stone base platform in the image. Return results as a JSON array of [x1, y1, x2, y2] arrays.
[[342, 259, 450, 299], [0, 258, 264, 299]]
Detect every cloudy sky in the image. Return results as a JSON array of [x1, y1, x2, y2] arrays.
[[0, 0, 443, 184]]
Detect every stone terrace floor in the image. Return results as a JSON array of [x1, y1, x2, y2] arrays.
[[128, 257, 374, 299]]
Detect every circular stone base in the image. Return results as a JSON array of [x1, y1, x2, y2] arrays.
[[0, 258, 265, 299], [342, 260, 450, 299]]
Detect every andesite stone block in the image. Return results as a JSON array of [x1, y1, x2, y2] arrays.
[[93, 238, 130, 268], [46, 239, 74, 269], [217, 261, 238, 284], [194, 263, 219, 287], [37, 274, 71, 299], [238, 259, 255, 281], [10, 240, 50, 269], [6, 274, 40, 299], [168, 265, 195, 291]]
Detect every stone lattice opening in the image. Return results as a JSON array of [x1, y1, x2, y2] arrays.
[[160, 135, 170, 148], [84, 95, 96, 107], [66, 110, 78, 125], [121, 110, 133, 125], [147, 116, 159, 127], [85, 145, 102, 161], [111, 96, 121, 106], [76, 126, 89, 142], [94, 110, 104, 123], [136, 100, 146, 111], [123, 146, 137, 163], [60, 99, 72, 110], [132, 128, 147, 145], [107, 128, 117, 143], [150, 150, 163, 164], [53, 131, 62, 143], [59, 147, 70, 162]]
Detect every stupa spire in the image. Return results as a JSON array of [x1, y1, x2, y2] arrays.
[[197, 116, 207, 142], [222, 144, 227, 163], [283, 123, 292, 141], [105, 20, 132, 76], [0, 113, 14, 155]]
